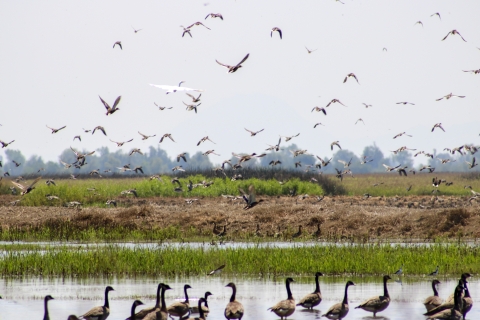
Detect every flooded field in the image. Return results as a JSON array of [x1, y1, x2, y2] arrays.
[[0, 275, 477, 319]]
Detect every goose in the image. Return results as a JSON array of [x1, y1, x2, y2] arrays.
[[46, 125, 66, 134], [187, 21, 210, 30], [149, 83, 203, 94], [130, 149, 143, 156], [110, 138, 133, 147], [129, 300, 144, 320], [312, 106, 327, 115], [297, 272, 323, 309], [132, 26, 142, 33], [314, 123, 325, 128], [282, 133, 300, 142], [203, 150, 220, 156], [43, 295, 54, 320], [269, 278, 295, 319], [322, 280, 355, 319], [12, 160, 21, 167], [466, 157, 477, 169], [355, 275, 392, 317], [436, 93, 465, 101], [326, 99, 347, 107], [73, 135, 81, 141], [426, 284, 463, 320], [113, 41, 122, 49], [239, 185, 263, 209], [343, 73, 359, 84], [185, 298, 206, 320], [79, 285, 114, 320], [431, 12, 441, 20], [159, 134, 175, 143], [183, 101, 201, 113], [205, 13, 223, 20], [167, 284, 192, 319], [331, 141, 341, 150], [396, 101, 415, 105], [176, 153, 187, 162], [99, 96, 121, 116], [271, 27, 282, 39], [197, 136, 215, 146], [305, 46, 317, 54], [355, 118, 365, 125], [425, 279, 466, 316], [127, 283, 163, 319], [424, 280, 442, 312], [208, 265, 225, 276], [393, 132, 412, 139], [181, 26, 192, 38], [0, 139, 15, 148], [244, 128, 264, 136], [92, 126, 107, 136], [10, 177, 41, 196], [312, 223, 322, 237], [414, 21, 424, 27], [216, 54, 249, 73], [363, 103, 373, 108], [462, 281, 473, 320], [148, 284, 172, 320], [224, 282, 244, 319], [186, 93, 202, 102], [292, 225, 302, 238], [442, 30, 467, 42]]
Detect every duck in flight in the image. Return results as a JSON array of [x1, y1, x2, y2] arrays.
[[442, 30, 467, 42], [271, 27, 282, 39], [216, 53, 250, 73]]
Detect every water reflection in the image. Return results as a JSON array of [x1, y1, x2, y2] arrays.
[[0, 275, 477, 319]]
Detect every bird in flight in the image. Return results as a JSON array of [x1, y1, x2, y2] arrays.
[[430, 12, 441, 20], [442, 30, 467, 42], [326, 99, 347, 107], [150, 82, 203, 94], [181, 26, 192, 38], [362, 103, 373, 108], [216, 53, 250, 73], [110, 139, 133, 147], [183, 101, 201, 113], [435, 93, 465, 101], [305, 46, 317, 54], [205, 13, 223, 20], [239, 185, 263, 209], [138, 132, 156, 140], [312, 106, 327, 115], [245, 128, 264, 136], [46, 125, 66, 134], [154, 102, 172, 110], [186, 93, 202, 103], [11, 177, 41, 196], [187, 21, 211, 30], [414, 21, 423, 27], [393, 132, 412, 139], [282, 133, 300, 142], [159, 134, 175, 143], [271, 27, 282, 39], [343, 73, 359, 84], [0, 140, 15, 148], [113, 41, 122, 49], [132, 26, 142, 33], [99, 95, 121, 116], [396, 101, 415, 105], [313, 123, 324, 128], [92, 126, 107, 136], [331, 141, 341, 150], [197, 136, 216, 146], [463, 69, 480, 74], [466, 157, 478, 169], [431, 123, 445, 132], [355, 118, 365, 125]]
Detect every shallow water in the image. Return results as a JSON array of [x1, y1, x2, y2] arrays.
[[0, 275, 477, 320]]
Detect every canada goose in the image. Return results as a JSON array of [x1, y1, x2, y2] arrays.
[[462, 281, 473, 320], [326, 99, 347, 107], [185, 298, 206, 320], [436, 93, 465, 101], [113, 41, 122, 49], [383, 164, 401, 172], [331, 141, 341, 150], [203, 150, 220, 156], [139, 132, 156, 140], [183, 101, 201, 113], [73, 135, 81, 141], [426, 283, 463, 320], [396, 101, 415, 105], [12, 160, 21, 167], [132, 26, 142, 33], [0, 139, 15, 148], [316, 156, 332, 167], [43, 295, 54, 320], [271, 27, 282, 39], [414, 21, 423, 27], [224, 282, 244, 319], [244, 128, 264, 136], [322, 280, 355, 319], [150, 83, 203, 94], [130, 149, 143, 156], [311, 106, 327, 115], [205, 13, 223, 20], [429, 266, 439, 276], [187, 21, 210, 30], [79, 285, 114, 320], [10, 177, 41, 196], [46, 125, 66, 134], [110, 138, 133, 147], [216, 53, 249, 73], [268, 278, 295, 319], [442, 30, 467, 42], [297, 272, 323, 309], [92, 126, 107, 136], [197, 136, 215, 146], [99, 96, 121, 116], [207, 264, 225, 276], [305, 46, 318, 54], [431, 12, 441, 20], [239, 185, 263, 209], [167, 284, 192, 318], [343, 73, 359, 84], [127, 283, 163, 320], [159, 134, 175, 143], [463, 69, 480, 74], [181, 26, 192, 38], [292, 225, 302, 238], [172, 166, 185, 172], [282, 133, 300, 142], [363, 103, 373, 108], [355, 118, 365, 125], [355, 275, 392, 317], [176, 153, 187, 162], [217, 225, 227, 237], [146, 284, 172, 320], [424, 280, 442, 312], [466, 157, 477, 169], [393, 132, 412, 139], [314, 123, 325, 128], [130, 300, 145, 319]]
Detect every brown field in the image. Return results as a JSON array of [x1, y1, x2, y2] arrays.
[[1, 194, 480, 241]]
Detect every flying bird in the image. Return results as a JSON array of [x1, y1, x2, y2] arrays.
[[181, 26, 192, 38], [109, 139, 133, 147], [326, 99, 347, 107], [305, 46, 317, 54], [11, 177, 41, 196], [396, 101, 415, 105], [239, 185, 263, 209], [393, 132, 412, 139], [431, 123, 445, 132], [463, 69, 480, 74], [138, 131, 156, 140], [343, 73, 359, 84], [207, 264, 225, 276], [282, 133, 300, 142], [205, 13, 223, 20], [73, 135, 81, 142], [331, 141, 341, 150], [271, 27, 282, 39], [216, 53, 250, 73], [414, 21, 423, 27], [92, 126, 107, 136], [442, 30, 467, 42], [154, 102, 172, 110], [150, 82, 203, 94], [177, 153, 187, 162], [363, 103, 373, 108], [430, 12, 441, 20], [187, 21, 211, 30], [245, 128, 264, 136], [131, 26, 142, 33], [183, 101, 201, 113], [186, 92, 202, 103], [0, 140, 15, 148], [435, 93, 465, 101], [159, 134, 175, 143], [99, 95, 121, 115], [311, 106, 327, 115], [113, 41, 122, 49], [197, 136, 215, 146], [46, 125, 66, 134], [355, 118, 365, 125], [466, 157, 478, 169], [313, 123, 325, 128]]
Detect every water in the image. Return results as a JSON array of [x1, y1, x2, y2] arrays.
[[0, 275, 477, 319]]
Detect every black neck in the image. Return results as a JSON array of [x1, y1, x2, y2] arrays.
[[183, 286, 190, 303], [43, 298, 50, 320], [154, 283, 162, 308], [131, 302, 138, 319], [314, 274, 320, 293], [230, 285, 236, 302], [198, 299, 204, 319], [383, 277, 390, 298], [453, 287, 462, 311], [286, 280, 293, 299], [161, 287, 167, 312], [432, 282, 439, 296], [104, 288, 110, 308], [204, 293, 209, 308], [464, 283, 471, 298], [342, 283, 350, 305]]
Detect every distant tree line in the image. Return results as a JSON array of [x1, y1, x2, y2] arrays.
[[0, 142, 478, 177]]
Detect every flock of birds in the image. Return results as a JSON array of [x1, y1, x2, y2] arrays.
[[6, 270, 472, 320]]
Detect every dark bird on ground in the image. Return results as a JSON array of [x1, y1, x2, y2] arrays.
[[99, 95, 121, 116], [216, 53, 250, 73], [271, 27, 282, 39]]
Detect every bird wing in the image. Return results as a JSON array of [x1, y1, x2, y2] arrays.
[[235, 53, 250, 68], [81, 306, 107, 318], [10, 180, 26, 191], [215, 60, 232, 68], [112, 96, 122, 110], [99, 96, 110, 110], [277, 29, 282, 39], [27, 177, 42, 189]]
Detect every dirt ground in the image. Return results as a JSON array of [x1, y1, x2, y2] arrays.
[[0, 194, 479, 240]]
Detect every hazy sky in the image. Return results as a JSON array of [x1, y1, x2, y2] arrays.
[[1, 0, 479, 167]]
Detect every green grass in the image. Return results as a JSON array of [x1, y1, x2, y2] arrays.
[[0, 242, 478, 277]]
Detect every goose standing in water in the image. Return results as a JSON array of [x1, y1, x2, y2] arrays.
[[426, 284, 464, 320], [167, 284, 192, 319], [297, 272, 323, 309], [79, 285, 114, 320], [322, 280, 355, 319], [129, 300, 144, 320], [43, 295, 54, 320], [127, 283, 163, 319], [424, 280, 442, 312], [462, 280, 473, 319], [224, 282, 244, 319], [191, 292, 213, 315], [268, 278, 296, 319], [355, 275, 392, 317], [185, 298, 207, 320], [148, 284, 172, 320]]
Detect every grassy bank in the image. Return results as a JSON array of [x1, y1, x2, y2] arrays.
[[0, 243, 477, 277]]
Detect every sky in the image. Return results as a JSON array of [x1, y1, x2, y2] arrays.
[[1, 0, 479, 168]]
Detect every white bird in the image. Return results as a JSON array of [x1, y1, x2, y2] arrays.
[[149, 83, 203, 94]]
